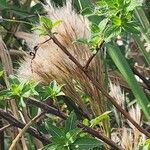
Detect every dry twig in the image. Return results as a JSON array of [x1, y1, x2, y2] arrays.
[[0, 109, 50, 144], [9, 112, 45, 150]]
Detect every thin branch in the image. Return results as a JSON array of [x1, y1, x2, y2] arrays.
[[9, 112, 45, 150], [50, 35, 150, 138], [0, 124, 12, 132], [0, 109, 50, 144], [132, 67, 150, 90], [27, 98, 124, 150], [0, 99, 123, 149], [78, 123, 123, 150], [84, 52, 98, 70], [30, 37, 52, 72], [0, 118, 4, 150], [84, 41, 104, 70], [27, 98, 66, 119], [31, 37, 51, 59]]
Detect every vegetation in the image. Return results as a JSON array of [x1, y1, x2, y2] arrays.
[[0, 0, 150, 149]]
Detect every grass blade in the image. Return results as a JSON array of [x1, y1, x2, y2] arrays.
[[106, 43, 150, 121]]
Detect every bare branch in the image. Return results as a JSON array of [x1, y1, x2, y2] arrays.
[[0, 109, 50, 145], [27, 98, 124, 150], [0, 124, 12, 132], [84, 41, 104, 70], [50, 35, 150, 138], [9, 112, 45, 150]]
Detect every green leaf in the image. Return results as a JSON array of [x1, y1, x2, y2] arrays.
[[40, 16, 53, 30], [104, 26, 121, 41], [104, 0, 117, 9], [51, 136, 68, 147], [0, 0, 7, 9], [111, 16, 122, 26], [65, 128, 81, 145], [43, 80, 64, 99], [70, 137, 103, 150], [32, 16, 55, 36], [43, 144, 67, 150], [22, 90, 36, 98], [123, 23, 140, 34], [19, 97, 26, 107], [90, 111, 111, 127], [65, 111, 77, 133], [0, 70, 4, 77], [52, 20, 62, 28], [135, 7, 150, 31], [89, 36, 102, 48], [30, 3, 43, 13], [45, 122, 65, 138], [126, 0, 142, 12], [82, 118, 90, 126], [75, 0, 93, 13], [43, 144, 58, 150], [11, 84, 22, 96], [142, 145, 150, 150], [0, 90, 11, 100], [75, 38, 89, 45], [32, 26, 48, 36], [9, 75, 20, 85], [98, 18, 108, 33], [91, 23, 100, 34], [144, 139, 150, 145], [106, 43, 150, 121], [141, 139, 150, 150]]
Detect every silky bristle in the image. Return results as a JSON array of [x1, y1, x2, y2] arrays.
[[17, 1, 91, 83], [17, 1, 105, 117]]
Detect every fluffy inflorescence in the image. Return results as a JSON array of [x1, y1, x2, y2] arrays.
[[17, 1, 91, 82], [17, 1, 105, 116]]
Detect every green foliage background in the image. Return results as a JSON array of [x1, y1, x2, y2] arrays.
[[0, 0, 150, 150]]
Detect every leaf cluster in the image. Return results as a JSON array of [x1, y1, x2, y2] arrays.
[[0, 76, 64, 107], [43, 111, 103, 150]]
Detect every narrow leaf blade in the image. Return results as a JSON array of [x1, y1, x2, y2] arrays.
[[65, 111, 77, 133], [70, 137, 103, 150]]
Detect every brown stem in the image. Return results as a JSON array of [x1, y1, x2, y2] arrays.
[[0, 99, 123, 149], [78, 123, 123, 150], [84, 53, 97, 70], [0, 109, 50, 145], [27, 98, 66, 119], [51, 35, 150, 138], [27, 98, 124, 150], [132, 67, 150, 90], [0, 118, 4, 150], [0, 124, 12, 132], [9, 112, 45, 150], [84, 41, 104, 70]]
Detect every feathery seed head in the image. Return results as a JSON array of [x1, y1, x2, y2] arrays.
[[17, 1, 105, 117]]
